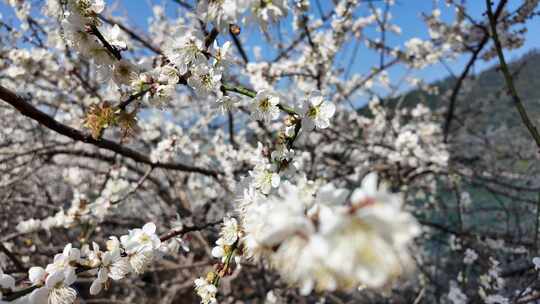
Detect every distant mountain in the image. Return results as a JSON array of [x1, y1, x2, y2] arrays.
[[395, 49, 540, 130]]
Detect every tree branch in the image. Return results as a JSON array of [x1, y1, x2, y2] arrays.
[[89, 24, 122, 60], [486, 0, 540, 149], [0, 85, 220, 177], [442, 0, 507, 142], [98, 15, 163, 56], [229, 26, 249, 64]]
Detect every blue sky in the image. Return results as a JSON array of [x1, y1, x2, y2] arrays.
[[1, 0, 539, 87]]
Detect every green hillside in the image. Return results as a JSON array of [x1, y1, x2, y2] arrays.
[[398, 49, 540, 129]]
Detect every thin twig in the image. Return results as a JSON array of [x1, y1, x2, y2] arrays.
[[229, 27, 249, 64], [117, 89, 150, 111], [111, 166, 154, 205], [89, 25, 122, 60]]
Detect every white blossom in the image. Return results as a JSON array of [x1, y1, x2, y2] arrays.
[[250, 164, 281, 195], [164, 28, 207, 75], [194, 278, 218, 304], [239, 173, 419, 293], [250, 90, 280, 123], [29, 271, 77, 304], [464, 249, 478, 265], [120, 222, 161, 254], [187, 65, 222, 97], [533, 257, 540, 270], [448, 282, 468, 304], [300, 91, 335, 131]]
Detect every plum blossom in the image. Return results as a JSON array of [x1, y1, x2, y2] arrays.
[[16, 218, 42, 233], [216, 95, 239, 113], [187, 65, 222, 97], [485, 295, 509, 304], [218, 217, 240, 246], [29, 270, 77, 304], [533, 256, 540, 270], [300, 91, 335, 131], [87, 243, 128, 295], [212, 217, 241, 261], [2, 0, 532, 303], [250, 164, 281, 195], [250, 90, 280, 123], [194, 278, 218, 304], [197, 0, 246, 32], [120, 222, 161, 254], [464, 248, 478, 265], [111, 60, 137, 86], [165, 29, 207, 75], [120, 223, 161, 274], [45, 244, 80, 279], [239, 173, 420, 293], [248, 0, 288, 28], [104, 24, 128, 51]]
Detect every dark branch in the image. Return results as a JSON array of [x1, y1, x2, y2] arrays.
[[486, 0, 540, 149], [0, 85, 221, 177], [442, 0, 507, 142], [89, 24, 122, 60]]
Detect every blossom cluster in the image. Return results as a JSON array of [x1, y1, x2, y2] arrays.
[[196, 0, 288, 31], [0, 223, 177, 304], [238, 172, 420, 294], [358, 99, 449, 173], [57, 0, 134, 86], [194, 217, 242, 304]]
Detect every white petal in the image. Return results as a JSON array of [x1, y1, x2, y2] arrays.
[[361, 172, 378, 196], [0, 273, 15, 289], [29, 287, 49, 304], [110, 24, 121, 37], [211, 246, 224, 258], [89, 279, 103, 295], [299, 279, 314, 295], [309, 91, 323, 106], [271, 173, 281, 188], [350, 189, 367, 204], [28, 266, 46, 285], [315, 118, 330, 129], [64, 269, 77, 286], [142, 222, 156, 234], [533, 257, 540, 270], [45, 271, 64, 288], [321, 102, 335, 118], [69, 248, 81, 261], [97, 268, 108, 282], [269, 96, 280, 106], [91, 0, 105, 13], [109, 258, 131, 280], [62, 243, 72, 257]]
